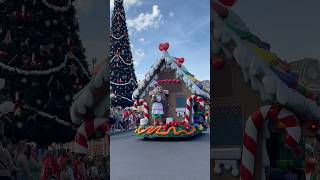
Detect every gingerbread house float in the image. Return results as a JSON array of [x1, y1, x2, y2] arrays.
[[212, 1, 320, 180], [70, 59, 109, 154], [133, 43, 210, 138]]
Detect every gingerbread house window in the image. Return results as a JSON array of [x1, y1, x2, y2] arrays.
[[214, 64, 233, 97], [176, 97, 186, 117], [211, 104, 243, 147]]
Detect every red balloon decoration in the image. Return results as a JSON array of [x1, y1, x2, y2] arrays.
[[212, 2, 229, 19], [220, 0, 237, 6], [159, 42, 170, 51], [212, 57, 225, 70], [176, 57, 185, 64]]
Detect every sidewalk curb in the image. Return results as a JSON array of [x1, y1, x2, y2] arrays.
[[109, 128, 135, 136]]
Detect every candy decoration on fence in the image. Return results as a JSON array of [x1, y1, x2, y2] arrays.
[[133, 99, 150, 120], [74, 118, 108, 154], [184, 95, 205, 124], [240, 105, 301, 180]]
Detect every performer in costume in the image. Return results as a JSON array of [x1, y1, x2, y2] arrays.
[[151, 85, 165, 126]]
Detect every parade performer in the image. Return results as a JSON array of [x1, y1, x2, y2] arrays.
[[151, 85, 165, 126]]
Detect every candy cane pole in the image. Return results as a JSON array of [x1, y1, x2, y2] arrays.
[[134, 99, 149, 120], [240, 105, 301, 180], [74, 118, 108, 154], [143, 100, 150, 120], [184, 95, 205, 123]]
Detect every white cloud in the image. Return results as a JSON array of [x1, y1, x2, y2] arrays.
[[139, 38, 145, 42], [131, 45, 145, 66], [136, 73, 144, 82], [110, 0, 143, 10], [169, 12, 174, 18], [127, 5, 163, 32]]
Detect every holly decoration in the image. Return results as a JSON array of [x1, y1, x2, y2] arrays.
[[163, 121, 190, 131]]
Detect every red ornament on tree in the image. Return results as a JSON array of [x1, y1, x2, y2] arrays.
[[220, 0, 237, 6], [307, 91, 317, 101], [0, 51, 8, 59], [212, 57, 225, 70], [159, 42, 169, 51], [307, 119, 319, 132]]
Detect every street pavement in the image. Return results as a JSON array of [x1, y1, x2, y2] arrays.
[[110, 129, 210, 180]]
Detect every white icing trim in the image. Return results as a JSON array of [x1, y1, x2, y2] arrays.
[[132, 52, 210, 100], [215, 11, 320, 120]]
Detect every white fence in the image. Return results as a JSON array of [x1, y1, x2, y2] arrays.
[[50, 135, 109, 157]]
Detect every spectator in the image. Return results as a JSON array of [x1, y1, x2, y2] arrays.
[[88, 159, 99, 180], [60, 163, 68, 180], [45, 167, 58, 180], [25, 145, 41, 180], [15, 140, 32, 180], [65, 159, 75, 180], [0, 140, 17, 180]]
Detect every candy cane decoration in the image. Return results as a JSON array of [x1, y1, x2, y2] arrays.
[[184, 95, 205, 123], [74, 118, 108, 154], [133, 99, 150, 120], [240, 105, 301, 180], [205, 111, 209, 121]]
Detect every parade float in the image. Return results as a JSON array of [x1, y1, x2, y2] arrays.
[[212, 0, 320, 180], [133, 43, 210, 139], [70, 59, 109, 154]]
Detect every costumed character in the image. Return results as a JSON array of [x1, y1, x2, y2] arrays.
[[151, 85, 165, 126]]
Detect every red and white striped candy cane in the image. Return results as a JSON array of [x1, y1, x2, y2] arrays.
[[240, 105, 301, 180], [184, 95, 205, 123], [205, 111, 209, 121], [74, 118, 108, 154], [133, 99, 150, 120]]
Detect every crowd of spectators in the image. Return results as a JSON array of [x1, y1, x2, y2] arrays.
[[0, 137, 109, 180]]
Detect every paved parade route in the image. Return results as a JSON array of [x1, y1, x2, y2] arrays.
[[110, 129, 210, 180]]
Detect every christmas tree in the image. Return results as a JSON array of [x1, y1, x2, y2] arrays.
[[110, 0, 138, 107], [0, 0, 90, 145]]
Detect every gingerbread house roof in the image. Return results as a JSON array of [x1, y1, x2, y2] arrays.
[[132, 49, 210, 100], [70, 59, 108, 124], [213, 1, 320, 120]]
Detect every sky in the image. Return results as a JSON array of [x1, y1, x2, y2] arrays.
[[109, 0, 210, 81], [75, 0, 108, 71], [233, 0, 320, 62], [74, 0, 319, 75], [75, 0, 210, 80]]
